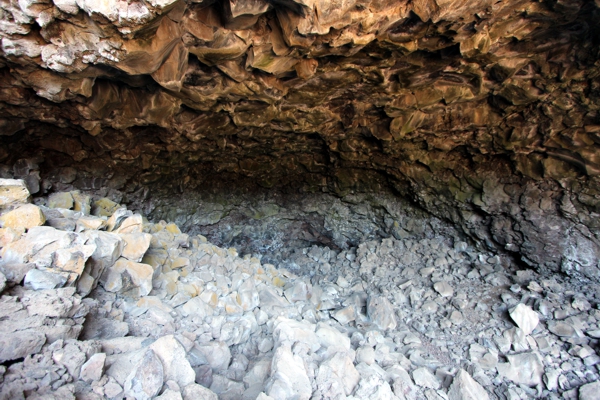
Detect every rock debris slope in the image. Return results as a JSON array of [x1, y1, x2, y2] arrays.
[[1, 0, 600, 277], [3, 180, 600, 399]]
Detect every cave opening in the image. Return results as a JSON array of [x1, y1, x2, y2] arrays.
[[1, 0, 600, 399]]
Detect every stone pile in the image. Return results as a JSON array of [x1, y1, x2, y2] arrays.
[[1, 178, 600, 400]]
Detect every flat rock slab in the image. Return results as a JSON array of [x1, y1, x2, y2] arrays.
[[509, 303, 539, 335]]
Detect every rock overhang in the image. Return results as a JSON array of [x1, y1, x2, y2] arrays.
[[1, 0, 600, 276]]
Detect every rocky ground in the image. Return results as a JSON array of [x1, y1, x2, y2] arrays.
[[1, 177, 600, 400]]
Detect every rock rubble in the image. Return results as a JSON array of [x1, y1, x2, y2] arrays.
[[1, 178, 600, 399]]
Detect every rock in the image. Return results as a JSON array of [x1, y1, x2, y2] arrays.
[[272, 317, 320, 353], [315, 322, 351, 357], [123, 349, 164, 400], [354, 363, 396, 400], [182, 383, 218, 400], [119, 233, 152, 262], [315, 352, 360, 397], [0, 329, 46, 362], [412, 367, 440, 389], [24, 268, 68, 290], [265, 345, 311, 400], [48, 192, 74, 209], [155, 389, 183, 400], [81, 317, 129, 340], [149, 335, 196, 388], [82, 231, 124, 293], [194, 341, 231, 372], [433, 281, 454, 297], [497, 352, 544, 386], [356, 346, 376, 365], [0, 270, 6, 292], [210, 374, 245, 400], [367, 295, 397, 330], [179, 296, 215, 319], [79, 353, 106, 383], [101, 258, 153, 296], [548, 321, 578, 338], [447, 369, 490, 400], [0, 179, 30, 206], [238, 278, 260, 311], [388, 365, 420, 400], [579, 381, 600, 400], [509, 303, 539, 335], [0, 204, 45, 229]]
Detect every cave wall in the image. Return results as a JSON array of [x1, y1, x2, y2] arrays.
[[1, 0, 600, 277]]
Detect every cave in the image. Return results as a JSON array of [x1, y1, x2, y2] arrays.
[[1, 0, 600, 398]]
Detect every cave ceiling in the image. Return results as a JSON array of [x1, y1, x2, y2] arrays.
[[1, 0, 600, 275]]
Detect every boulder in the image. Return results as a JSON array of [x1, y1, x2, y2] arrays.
[[0, 179, 30, 206], [1, 204, 45, 230]]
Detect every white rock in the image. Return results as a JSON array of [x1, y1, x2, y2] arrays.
[[315, 322, 351, 357], [183, 383, 218, 400], [238, 278, 260, 311], [509, 304, 539, 335], [119, 232, 152, 262], [102, 258, 153, 296], [79, 353, 106, 383], [354, 363, 396, 400], [496, 352, 544, 386], [273, 317, 320, 353], [149, 335, 196, 388], [387, 365, 419, 400], [433, 281, 454, 297], [24, 268, 68, 290], [123, 349, 163, 400], [367, 295, 397, 330], [579, 381, 600, 400], [447, 369, 489, 400], [179, 297, 214, 319], [412, 367, 440, 389], [265, 345, 312, 400], [0, 178, 30, 206], [194, 341, 232, 372], [356, 346, 376, 365], [315, 352, 360, 397]]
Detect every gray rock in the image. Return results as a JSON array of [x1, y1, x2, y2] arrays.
[[579, 381, 600, 400], [0, 262, 34, 284], [0, 329, 46, 362], [0, 270, 5, 293], [509, 304, 539, 335], [155, 389, 183, 400], [79, 353, 106, 383], [209, 375, 245, 400], [123, 349, 164, 400], [447, 369, 489, 400], [367, 295, 397, 330], [81, 317, 129, 340], [496, 352, 544, 386], [24, 268, 68, 290], [194, 341, 232, 372]]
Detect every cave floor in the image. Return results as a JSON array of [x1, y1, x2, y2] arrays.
[[1, 186, 600, 399]]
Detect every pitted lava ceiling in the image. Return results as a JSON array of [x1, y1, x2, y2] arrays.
[[1, 0, 600, 277]]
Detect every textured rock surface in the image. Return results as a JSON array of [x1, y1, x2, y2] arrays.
[[0, 0, 600, 277], [1, 189, 600, 399]]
